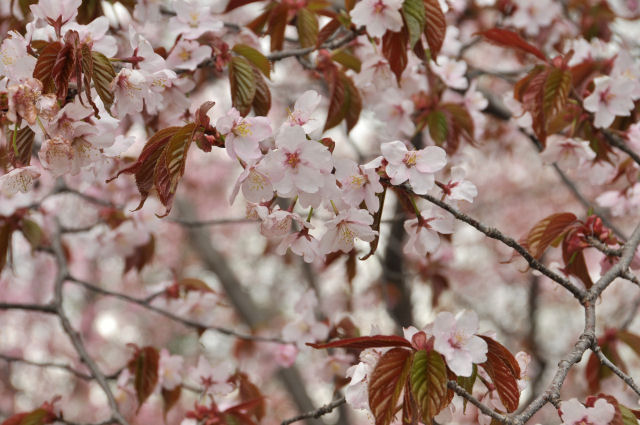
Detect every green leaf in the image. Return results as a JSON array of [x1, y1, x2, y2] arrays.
[[20, 219, 43, 251], [232, 44, 271, 79], [457, 364, 477, 413], [331, 49, 361, 72], [229, 56, 257, 117], [91, 51, 116, 114], [7, 126, 35, 167], [423, 0, 446, 59], [427, 110, 448, 145], [402, 0, 426, 48], [0, 223, 11, 273], [296, 8, 318, 48], [620, 405, 639, 425], [128, 346, 160, 409], [369, 348, 414, 425], [409, 350, 448, 423]]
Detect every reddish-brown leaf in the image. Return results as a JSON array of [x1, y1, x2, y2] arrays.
[[235, 372, 266, 420], [128, 346, 160, 409], [90, 50, 116, 113], [162, 386, 182, 419], [562, 238, 594, 289], [267, 3, 289, 51], [342, 71, 361, 132], [0, 223, 11, 273], [382, 28, 409, 83], [308, 335, 412, 349], [369, 348, 413, 425], [225, 0, 263, 12], [324, 67, 346, 131], [124, 235, 155, 273], [252, 68, 271, 116], [409, 350, 448, 423], [33, 41, 62, 93], [525, 212, 577, 259], [423, 0, 446, 58], [297, 8, 318, 48], [479, 336, 520, 413], [479, 28, 547, 62], [316, 17, 341, 47]]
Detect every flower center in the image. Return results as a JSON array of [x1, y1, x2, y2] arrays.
[[373, 0, 386, 14], [403, 152, 417, 167], [178, 48, 191, 61], [351, 174, 367, 187], [233, 121, 252, 137], [286, 152, 301, 168]]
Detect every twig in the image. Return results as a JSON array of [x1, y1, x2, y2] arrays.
[[592, 344, 640, 396], [66, 276, 291, 345], [168, 217, 257, 227], [447, 381, 510, 424], [602, 130, 640, 168], [0, 302, 57, 313], [620, 294, 640, 330], [0, 353, 92, 380], [405, 187, 587, 301], [585, 236, 623, 257], [280, 397, 346, 425], [51, 227, 130, 425]]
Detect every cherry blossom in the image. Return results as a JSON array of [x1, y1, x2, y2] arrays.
[[319, 208, 377, 254], [439, 166, 477, 203], [159, 349, 184, 390], [230, 163, 274, 204], [403, 207, 454, 257], [350, 0, 403, 38], [169, 0, 223, 39], [431, 57, 468, 90], [432, 310, 488, 377], [559, 398, 615, 425], [7, 78, 42, 126], [217, 108, 272, 162], [0, 166, 41, 196], [276, 224, 322, 263], [30, 0, 82, 27], [539, 135, 596, 169], [281, 290, 329, 348], [62, 16, 118, 57], [583, 76, 635, 129], [286, 90, 323, 134], [0, 32, 37, 82], [381, 141, 447, 194], [506, 0, 561, 36], [373, 89, 416, 137], [334, 157, 384, 213], [260, 126, 333, 197], [166, 39, 213, 71], [345, 348, 384, 410], [189, 356, 234, 396]]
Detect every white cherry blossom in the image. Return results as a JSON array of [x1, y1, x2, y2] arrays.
[[440, 166, 477, 203], [169, 0, 223, 39], [382, 141, 447, 194], [0, 167, 41, 196], [583, 76, 635, 128], [403, 207, 454, 257], [159, 349, 184, 390], [350, 0, 403, 38], [432, 310, 488, 377], [335, 157, 384, 213], [166, 39, 213, 71], [217, 108, 272, 162], [559, 398, 615, 425], [286, 90, 323, 134], [320, 208, 377, 254], [431, 57, 468, 90], [30, 0, 82, 26], [539, 135, 596, 169]]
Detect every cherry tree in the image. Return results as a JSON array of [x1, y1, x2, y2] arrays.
[[1, 0, 640, 425]]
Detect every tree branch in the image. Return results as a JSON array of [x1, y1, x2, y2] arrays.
[[280, 397, 346, 425], [592, 344, 640, 397]]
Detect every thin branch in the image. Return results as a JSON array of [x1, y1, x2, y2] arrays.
[[66, 276, 290, 345], [266, 30, 359, 61], [592, 344, 640, 396], [280, 397, 346, 425], [168, 217, 257, 227], [0, 302, 57, 313], [602, 130, 640, 168], [621, 294, 640, 330], [0, 353, 92, 380], [404, 187, 587, 300], [447, 381, 511, 424], [51, 227, 129, 425], [586, 236, 623, 257]]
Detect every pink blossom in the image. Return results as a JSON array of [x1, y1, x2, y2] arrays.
[[281, 290, 329, 348], [166, 39, 213, 71], [259, 209, 303, 239], [0, 166, 41, 196], [354, 55, 397, 93], [320, 208, 377, 254], [276, 224, 321, 263], [110, 69, 148, 117], [432, 310, 488, 377], [373, 89, 416, 137], [169, 0, 223, 39], [189, 356, 234, 396], [159, 349, 184, 390], [506, 0, 561, 36], [30, 0, 82, 26], [440, 166, 477, 203], [286, 90, 323, 134], [62, 17, 118, 57], [345, 348, 384, 410], [274, 344, 299, 367], [381, 141, 447, 194], [430, 57, 468, 90], [0, 32, 37, 83], [350, 0, 403, 38], [335, 157, 384, 213], [403, 207, 454, 257], [597, 184, 640, 216], [7, 78, 43, 126], [583, 76, 635, 129], [260, 126, 333, 197], [559, 398, 615, 425], [539, 135, 596, 169], [217, 108, 272, 162], [230, 163, 274, 204]]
